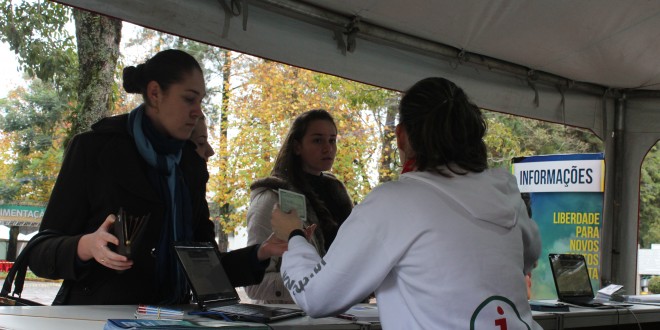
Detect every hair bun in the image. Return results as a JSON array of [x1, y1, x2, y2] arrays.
[[122, 64, 145, 94]]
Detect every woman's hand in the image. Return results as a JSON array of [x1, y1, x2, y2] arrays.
[[77, 214, 133, 271], [257, 233, 288, 260], [271, 204, 304, 241]]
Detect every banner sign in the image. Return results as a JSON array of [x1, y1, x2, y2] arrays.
[[512, 153, 605, 299], [0, 204, 45, 226], [513, 159, 604, 193]]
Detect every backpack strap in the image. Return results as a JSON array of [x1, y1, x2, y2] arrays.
[[1, 229, 61, 298]]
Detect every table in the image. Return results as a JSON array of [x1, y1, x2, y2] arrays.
[[0, 304, 366, 329], [531, 301, 660, 329], [1, 302, 659, 329]]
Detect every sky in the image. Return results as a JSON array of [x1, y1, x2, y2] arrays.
[[0, 22, 140, 99], [0, 43, 25, 98]]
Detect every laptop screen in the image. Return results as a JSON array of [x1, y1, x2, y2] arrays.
[[549, 254, 594, 300], [174, 242, 239, 306]]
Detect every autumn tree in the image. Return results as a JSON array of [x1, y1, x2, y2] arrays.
[[483, 111, 529, 169], [0, 133, 14, 196], [0, 1, 122, 205], [376, 100, 400, 183], [0, 0, 77, 93], [0, 81, 68, 202], [483, 111, 604, 169], [314, 76, 400, 183], [1, 1, 121, 140], [639, 143, 660, 248], [0, 0, 75, 204]]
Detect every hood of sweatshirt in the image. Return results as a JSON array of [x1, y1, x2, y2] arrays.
[[403, 169, 524, 229]]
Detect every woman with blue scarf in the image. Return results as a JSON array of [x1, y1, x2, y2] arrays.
[[28, 49, 285, 305]]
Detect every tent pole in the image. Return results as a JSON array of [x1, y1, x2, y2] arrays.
[[610, 95, 635, 290], [601, 98, 615, 287]]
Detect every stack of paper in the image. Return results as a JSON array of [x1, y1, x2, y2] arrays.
[[595, 284, 624, 301]]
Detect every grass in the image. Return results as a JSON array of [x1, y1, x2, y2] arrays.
[[0, 271, 62, 283]]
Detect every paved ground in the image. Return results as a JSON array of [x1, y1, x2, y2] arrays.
[[12, 280, 61, 305], [10, 280, 251, 305]]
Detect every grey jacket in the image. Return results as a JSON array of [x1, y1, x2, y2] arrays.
[[244, 174, 352, 303]]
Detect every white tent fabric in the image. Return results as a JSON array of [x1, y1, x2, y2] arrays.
[[18, 230, 37, 241], [0, 225, 36, 241], [53, 0, 660, 292], [0, 225, 8, 240]]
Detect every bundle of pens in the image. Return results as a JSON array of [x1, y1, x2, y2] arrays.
[[115, 207, 150, 258], [135, 305, 184, 320]]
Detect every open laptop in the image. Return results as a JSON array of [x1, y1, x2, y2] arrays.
[[173, 242, 304, 323], [548, 253, 629, 308]]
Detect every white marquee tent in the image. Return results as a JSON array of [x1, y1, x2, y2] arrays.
[[54, 0, 660, 292]]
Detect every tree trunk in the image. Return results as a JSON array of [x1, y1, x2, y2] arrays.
[[378, 99, 399, 183], [6, 226, 19, 261], [216, 50, 232, 251], [71, 10, 122, 138], [221, 51, 231, 142]]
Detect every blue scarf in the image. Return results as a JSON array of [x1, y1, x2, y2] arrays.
[[127, 105, 193, 304]]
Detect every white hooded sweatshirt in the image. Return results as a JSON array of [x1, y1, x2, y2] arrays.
[[281, 169, 542, 329]]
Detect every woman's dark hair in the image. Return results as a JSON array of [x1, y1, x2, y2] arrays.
[[122, 49, 202, 102], [272, 109, 338, 231], [399, 77, 488, 176]]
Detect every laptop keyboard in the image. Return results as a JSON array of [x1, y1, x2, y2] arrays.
[[213, 303, 293, 316]]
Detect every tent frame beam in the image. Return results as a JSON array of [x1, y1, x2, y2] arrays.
[[254, 0, 660, 99]]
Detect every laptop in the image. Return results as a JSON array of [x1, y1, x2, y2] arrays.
[[173, 242, 304, 323], [548, 253, 629, 308]]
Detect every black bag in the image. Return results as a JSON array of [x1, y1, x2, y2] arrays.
[[0, 229, 61, 306]]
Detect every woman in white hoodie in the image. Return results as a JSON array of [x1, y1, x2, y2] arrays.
[[272, 77, 542, 329]]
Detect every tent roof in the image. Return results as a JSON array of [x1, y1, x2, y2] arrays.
[[55, 0, 660, 93], [308, 0, 660, 91]]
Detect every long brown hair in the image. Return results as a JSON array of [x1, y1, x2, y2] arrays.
[[271, 109, 338, 232]]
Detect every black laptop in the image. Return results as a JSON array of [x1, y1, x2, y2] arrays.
[[548, 253, 628, 308], [173, 242, 304, 323]]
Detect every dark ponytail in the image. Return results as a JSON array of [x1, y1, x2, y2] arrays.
[[122, 64, 146, 93], [122, 49, 202, 102], [399, 77, 488, 176]]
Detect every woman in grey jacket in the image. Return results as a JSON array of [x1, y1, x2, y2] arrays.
[[246, 109, 353, 303]]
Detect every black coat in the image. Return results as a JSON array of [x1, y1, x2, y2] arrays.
[[28, 113, 264, 305]]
